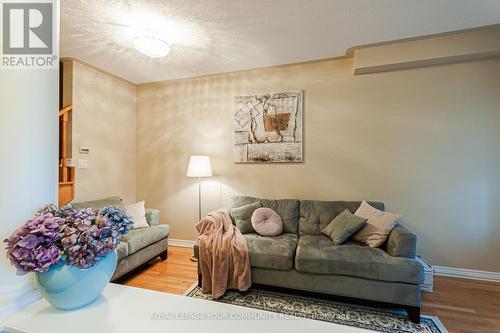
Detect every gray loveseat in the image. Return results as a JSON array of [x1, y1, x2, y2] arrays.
[[194, 196, 424, 323], [71, 196, 170, 281]]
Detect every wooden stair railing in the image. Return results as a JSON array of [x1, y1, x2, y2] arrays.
[[58, 105, 75, 206]]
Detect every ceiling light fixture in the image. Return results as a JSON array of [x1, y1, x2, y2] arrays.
[[133, 35, 170, 58]]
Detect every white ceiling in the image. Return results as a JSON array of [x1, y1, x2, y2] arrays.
[[61, 0, 500, 84]]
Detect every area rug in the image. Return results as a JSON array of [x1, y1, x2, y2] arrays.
[[185, 285, 447, 333]]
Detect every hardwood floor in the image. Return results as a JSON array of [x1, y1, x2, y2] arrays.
[[422, 276, 500, 333], [118, 246, 500, 333], [119, 246, 198, 295]]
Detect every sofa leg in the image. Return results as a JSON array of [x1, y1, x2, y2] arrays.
[[406, 306, 420, 324], [159, 249, 168, 261], [197, 274, 202, 287]]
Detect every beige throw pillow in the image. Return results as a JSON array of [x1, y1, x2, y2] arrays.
[[125, 201, 149, 229], [352, 201, 402, 247]]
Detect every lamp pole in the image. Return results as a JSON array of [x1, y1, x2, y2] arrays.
[[198, 176, 202, 221], [191, 177, 203, 263], [186, 155, 212, 263]]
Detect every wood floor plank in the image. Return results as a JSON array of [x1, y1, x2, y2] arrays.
[[118, 246, 198, 295], [118, 246, 500, 333], [422, 276, 500, 332]]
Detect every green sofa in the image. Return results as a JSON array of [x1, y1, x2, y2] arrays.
[[194, 196, 423, 323], [71, 196, 170, 281]]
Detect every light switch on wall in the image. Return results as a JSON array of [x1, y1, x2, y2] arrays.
[[78, 159, 88, 169]]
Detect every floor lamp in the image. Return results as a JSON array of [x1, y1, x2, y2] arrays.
[[187, 155, 212, 262]]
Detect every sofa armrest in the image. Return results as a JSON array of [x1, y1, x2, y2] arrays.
[[387, 225, 417, 258], [145, 208, 160, 226]]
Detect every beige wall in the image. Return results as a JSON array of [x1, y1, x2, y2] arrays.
[[137, 57, 500, 272], [72, 61, 137, 204]]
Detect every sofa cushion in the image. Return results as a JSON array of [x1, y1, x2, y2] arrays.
[[125, 201, 149, 229], [122, 224, 170, 255], [251, 207, 283, 236], [321, 209, 366, 245], [230, 196, 299, 234], [295, 235, 423, 284], [299, 200, 384, 236], [352, 201, 402, 248], [243, 233, 298, 270], [230, 201, 262, 233], [71, 196, 126, 211], [116, 242, 129, 261]]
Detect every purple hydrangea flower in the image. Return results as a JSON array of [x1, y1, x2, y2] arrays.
[[5, 205, 133, 272], [60, 206, 133, 269], [72, 207, 97, 222], [37, 204, 73, 220], [4, 214, 64, 275]]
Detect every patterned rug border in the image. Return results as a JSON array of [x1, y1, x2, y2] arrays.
[[183, 283, 199, 296], [184, 284, 448, 333]]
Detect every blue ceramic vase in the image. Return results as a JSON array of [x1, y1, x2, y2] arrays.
[[34, 250, 117, 310]]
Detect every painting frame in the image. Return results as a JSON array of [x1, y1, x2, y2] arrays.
[[233, 90, 303, 163]]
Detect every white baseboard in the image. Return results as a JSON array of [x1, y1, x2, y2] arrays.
[[434, 266, 500, 282], [169, 239, 196, 248]]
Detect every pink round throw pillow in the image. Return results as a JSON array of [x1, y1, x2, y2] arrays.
[[251, 207, 283, 236]]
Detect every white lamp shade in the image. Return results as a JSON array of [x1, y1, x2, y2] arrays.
[[186, 155, 213, 177]]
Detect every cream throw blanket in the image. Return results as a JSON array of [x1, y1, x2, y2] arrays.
[[195, 209, 251, 298]]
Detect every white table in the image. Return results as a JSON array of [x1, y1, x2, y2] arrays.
[[3, 283, 371, 333]]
